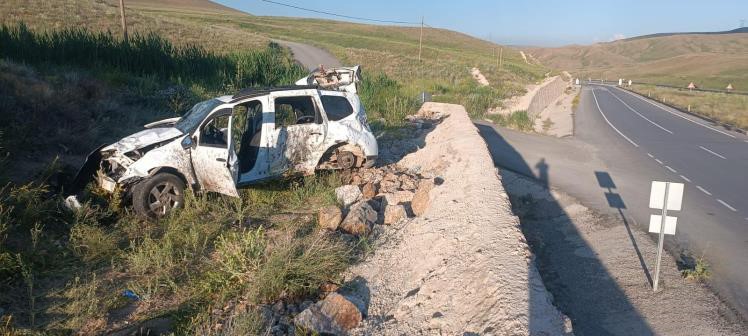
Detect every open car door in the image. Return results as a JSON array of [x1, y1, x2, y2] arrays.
[[191, 108, 240, 197], [296, 65, 361, 93]]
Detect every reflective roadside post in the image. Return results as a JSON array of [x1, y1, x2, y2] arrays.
[[649, 181, 684, 292]]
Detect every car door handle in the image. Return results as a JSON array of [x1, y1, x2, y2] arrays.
[[216, 158, 226, 162]]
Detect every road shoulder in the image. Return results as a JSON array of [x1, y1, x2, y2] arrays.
[[501, 169, 746, 335]]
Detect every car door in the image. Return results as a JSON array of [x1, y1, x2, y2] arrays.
[[267, 91, 327, 175], [191, 108, 239, 197], [233, 97, 274, 186]]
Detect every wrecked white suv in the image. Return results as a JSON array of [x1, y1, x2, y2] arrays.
[[69, 66, 377, 218]]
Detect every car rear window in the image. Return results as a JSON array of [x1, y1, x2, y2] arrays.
[[321, 95, 354, 121]]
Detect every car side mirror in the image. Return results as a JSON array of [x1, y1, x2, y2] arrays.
[[181, 136, 196, 149]]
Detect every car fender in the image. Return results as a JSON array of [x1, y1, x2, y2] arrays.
[[322, 121, 378, 161], [119, 138, 196, 186]]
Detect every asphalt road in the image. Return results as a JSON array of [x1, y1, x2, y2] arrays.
[[273, 39, 342, 71], [477, 84, 748, 319]]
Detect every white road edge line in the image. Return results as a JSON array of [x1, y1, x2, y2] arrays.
[[699, 146, 727, 160], [696, 186, 712, 196], [614, 86, 736, 138], [607, 90, 674, 134], [717, 199, 738, 212], [655, 159, 663, 164], [666, 166, 677, 173], [679, 175, 691, 182], [647, 153, 654, 158], [591, 89, 639, 147]]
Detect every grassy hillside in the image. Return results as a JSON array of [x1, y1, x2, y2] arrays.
[[530, 32, 748, 90], [1, 0, 548, 118]]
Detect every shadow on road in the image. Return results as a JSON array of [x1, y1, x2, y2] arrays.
[[476, 123, 654, 335], [595, 171, 653, 286]]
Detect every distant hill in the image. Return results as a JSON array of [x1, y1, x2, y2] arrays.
[[529, 29, 748, 89], [622, 27, 748, 42], [125, 0, 248, 15]]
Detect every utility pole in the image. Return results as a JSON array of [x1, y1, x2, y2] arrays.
[[418, 16, 424, 62], [499, 47, 503, 70], [119, 0, 128, 43]]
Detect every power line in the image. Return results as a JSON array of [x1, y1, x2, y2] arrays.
[[260, 0, 420, 25]]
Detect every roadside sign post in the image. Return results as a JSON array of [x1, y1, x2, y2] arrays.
[[649, 181, 684, 292]]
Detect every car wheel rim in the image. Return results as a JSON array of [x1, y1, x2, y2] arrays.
[[148, 181, 181, 216], [339, 152, 355, 169]]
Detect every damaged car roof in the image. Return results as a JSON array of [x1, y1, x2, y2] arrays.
[[231, 85, 318, 102]]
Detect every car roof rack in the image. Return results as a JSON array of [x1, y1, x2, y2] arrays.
[[231, 85, 318, 101]]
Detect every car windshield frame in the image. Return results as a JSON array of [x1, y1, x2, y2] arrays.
[[174, 99, 223, 134]]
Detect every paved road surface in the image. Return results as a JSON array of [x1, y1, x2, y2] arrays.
[[273, 40, 341, 71], [478, 84, 748, 318]]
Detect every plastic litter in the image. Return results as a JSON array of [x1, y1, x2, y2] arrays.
[[122, 289, 140, 301]]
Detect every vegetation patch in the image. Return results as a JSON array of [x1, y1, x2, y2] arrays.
[[628, 85, 748, 130], [485, 111, 534, 131]]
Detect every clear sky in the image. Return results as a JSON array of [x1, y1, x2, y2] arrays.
[[215, 0, 747, 46]]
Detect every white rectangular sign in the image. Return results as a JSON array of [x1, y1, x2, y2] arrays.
[[649, 215, 677, 235], [649, 181, 684, 211]]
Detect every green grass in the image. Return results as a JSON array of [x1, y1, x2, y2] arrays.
[[0, 165, 356, 334], [485, 110, 534, 131], [0, 23, 305, 91], [628, 85, 748, 129]]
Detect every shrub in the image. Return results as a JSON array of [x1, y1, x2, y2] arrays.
[[682, 256, 711, 282], [359, 72, 420, 128], [253, 232, 348, 303]]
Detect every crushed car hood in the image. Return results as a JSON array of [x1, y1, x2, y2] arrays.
[[103, 127, 183, 154]]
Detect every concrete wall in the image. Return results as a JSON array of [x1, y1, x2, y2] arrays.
[[528, 77, 568, 119]]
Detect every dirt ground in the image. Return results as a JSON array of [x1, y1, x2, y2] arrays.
[[471, 67, 490, 86], [347, 103, 570, 335], [534, 86, 577, 137], [500, 169, 747, 336], [491, 76, 559, 116]]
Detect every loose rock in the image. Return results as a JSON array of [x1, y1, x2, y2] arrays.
[[294, 293, 363, 335], [383, 204, 407, 225], [318, 206, 343, 230], [361, 182, 377, 200], [335, 185, 362, 208], [411, 179, 435, 216], [340, 202, 377, 236]]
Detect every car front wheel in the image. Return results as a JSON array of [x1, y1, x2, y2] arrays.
[[132, 172, 185, 219]]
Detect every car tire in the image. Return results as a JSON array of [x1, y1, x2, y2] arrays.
[[132, 172, 186, 219], [337, 151, 357, 169]]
